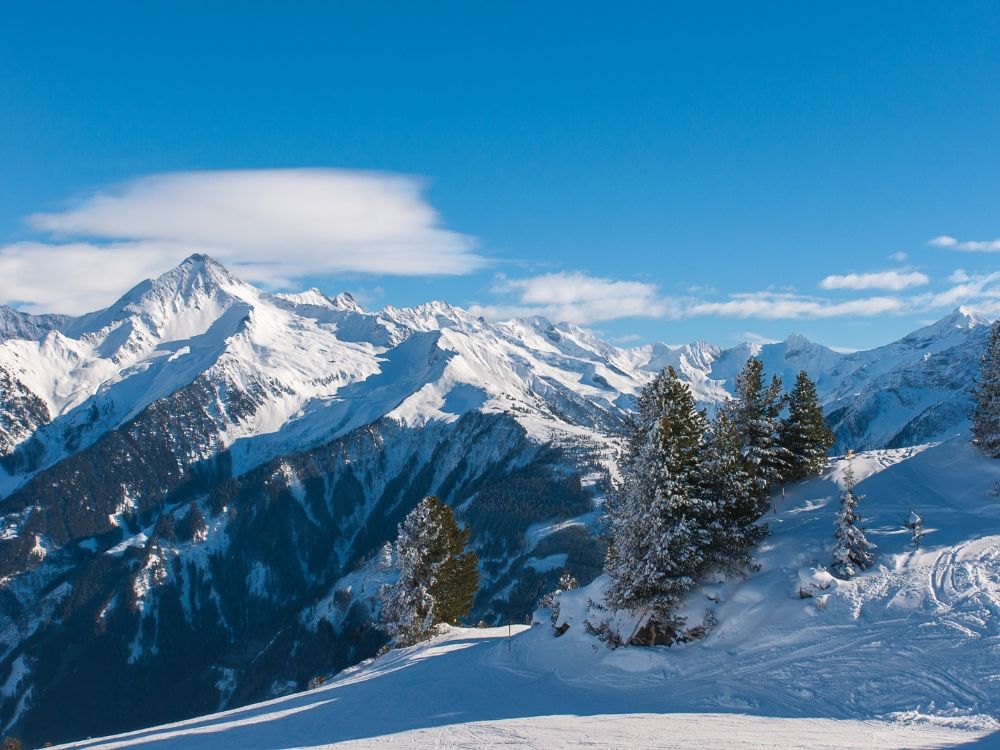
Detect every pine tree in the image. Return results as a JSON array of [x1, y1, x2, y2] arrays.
[[725, 358, 789, 511], [779, 370, 835, 481], [831, 461, 876, 578], [428, 503, 480, 626], [379, 497, 479, 646], [604, 366, 710, 632], [699, 410, 769, 575], [971, 319, 1000, 457]]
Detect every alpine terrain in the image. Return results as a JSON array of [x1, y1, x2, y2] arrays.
[[0, 255, 994, 746]]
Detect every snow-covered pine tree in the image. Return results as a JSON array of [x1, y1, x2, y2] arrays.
[[779, 370, 835, 481], [971, 319, 1000, 457], [831, 461, 876, 578], [604, 366, 709, 640], [378, 496, 479, 647], [538, 571, 579, 610], [725, 358, 789, 511], [699, 409, 769, 575]]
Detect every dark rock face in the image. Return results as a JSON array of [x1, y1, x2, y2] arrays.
[[630, 616, 680, 647], [0, 411, 605, 746]]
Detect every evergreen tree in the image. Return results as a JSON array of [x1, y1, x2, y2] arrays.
[[379, 497, 479, 646], [429, 505, 480, 625], [971, 319, 1000, 457], [604, 366, 710, 631], [725, 358, 789, 511], [831, 461, 876, 578], [698, 410, 769, 575], [779, 370, 835, 481]]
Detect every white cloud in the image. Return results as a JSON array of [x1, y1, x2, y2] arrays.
[[471, 271, 912, 325], [3, 169, 482, 314], [928, 235, 958, 248], [0, 241, 193, 315], [914, 270, 1000, 310], [687, 292, 905, 319], [949, 269, 971, 283], [470, 272, 674, 325], [928, 234, 1000, 252], [739, 331, 780, 345], [612, 333, 642, 344], [819, 270, 929, 291], [888, 251, 908, 262]]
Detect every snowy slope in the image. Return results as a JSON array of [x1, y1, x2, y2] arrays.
[[50, 437, 1000, 749], [50, 629, 994, 749]]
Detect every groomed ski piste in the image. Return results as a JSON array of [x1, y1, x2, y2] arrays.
[[56, 438, 1000, 749]]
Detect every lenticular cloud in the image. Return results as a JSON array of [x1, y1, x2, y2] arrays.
[[1, 169, 483, 313]]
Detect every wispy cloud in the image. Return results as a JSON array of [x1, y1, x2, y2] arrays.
[[0, 241, 193, 315], [913, 270, 1000, 311], [928, 235, 1000, 252], [3, 169, 483, 314], [687, 292, 905, 319], [469, 272, 674, 325], [472, 271, 915, 325], [739, 331, 780, 345], [888, 251, 908, 262], [819, 270, 929, 291]]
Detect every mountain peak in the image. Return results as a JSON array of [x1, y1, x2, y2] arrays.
[[72, 253, 255, 343], [784, 332, 811, 345], [949, 305, 991, 329], [893, 306, 990, 352], [917, 306, 990, 336], [129, 253, 253, 307], [160, 253, 240, 287], [332, 291, 364, 313]]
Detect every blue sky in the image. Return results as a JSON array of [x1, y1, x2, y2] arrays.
[[2, 2, 1000, 349]]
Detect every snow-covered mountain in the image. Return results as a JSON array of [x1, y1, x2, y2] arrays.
[[639, 308, 991, 450], [0, 255, 991, 745], [48, 440, 1000, 749]]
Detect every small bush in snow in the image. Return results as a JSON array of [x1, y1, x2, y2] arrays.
[[537, 571, 579, 630]]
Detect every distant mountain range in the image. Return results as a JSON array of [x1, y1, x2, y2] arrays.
[[0, 255, 989, 745]]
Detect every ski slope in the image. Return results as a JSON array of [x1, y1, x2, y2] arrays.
[[53, 438, 1000, 748], [50, 627, 998, 749]]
